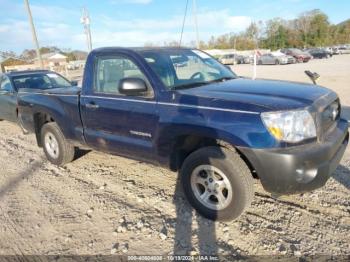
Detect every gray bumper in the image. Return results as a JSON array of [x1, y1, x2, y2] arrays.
[[240, 119, 349, 195]]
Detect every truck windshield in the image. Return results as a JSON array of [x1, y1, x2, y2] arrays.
[[139, 49, 237, 90], [12, 73, 72, 90]]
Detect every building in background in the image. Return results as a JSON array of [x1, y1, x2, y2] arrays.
[[2, 57, 38, 72], [35, 53, 68, 69]]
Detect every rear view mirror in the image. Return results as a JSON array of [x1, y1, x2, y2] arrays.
[[71, 80, 78, 86], [119, 78, 148, 96]]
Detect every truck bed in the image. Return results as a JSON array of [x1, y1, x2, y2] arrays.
[[17, 87, 85, 146]]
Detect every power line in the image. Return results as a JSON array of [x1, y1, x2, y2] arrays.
[[192, 0, 200, 48], [179, 0, 189, 47], [23, 0, 43, 68]]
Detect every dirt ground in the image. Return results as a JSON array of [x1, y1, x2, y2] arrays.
[[0, 55, 349, 257]]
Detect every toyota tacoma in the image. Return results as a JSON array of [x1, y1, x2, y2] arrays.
[[17, 47, 349, 221]]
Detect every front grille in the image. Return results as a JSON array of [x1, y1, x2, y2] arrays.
[[319, 99, 340, 135]]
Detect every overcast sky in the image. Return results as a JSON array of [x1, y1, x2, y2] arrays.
[[0, 0, 349, 53]]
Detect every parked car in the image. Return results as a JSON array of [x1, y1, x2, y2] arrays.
[[323, 47, 340, 55], [306, 48, 332, 59], [235, 55, 250, 64], [338, 46, 350, 54], [273, 51, 296, 64], [257, 53, 294, 65], [219, 54, 238, 65], [330, 47, 340, 55], [17, 47, 349, 221], [280, 48, 312, 63], [0, 70, 76, 123]]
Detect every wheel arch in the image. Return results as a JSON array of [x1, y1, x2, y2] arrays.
[[33, 111, 57, 147], [167, 133, 257, 179]]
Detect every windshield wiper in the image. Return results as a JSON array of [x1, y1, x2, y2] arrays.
[[172, 77, 236, 90], [172, 81, 209, 90], [208, 77, 236, 83]]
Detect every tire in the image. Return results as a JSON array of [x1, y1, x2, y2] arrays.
[[40, 122, 75, 166], [275, 59, 280, 65], [180, 146, 254, 221]]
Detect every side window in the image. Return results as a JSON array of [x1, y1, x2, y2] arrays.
[[95, 56, 149, 96], [0, 76, 13, 92]]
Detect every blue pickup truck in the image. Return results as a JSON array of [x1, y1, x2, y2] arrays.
[[17, 47, 349, 221]]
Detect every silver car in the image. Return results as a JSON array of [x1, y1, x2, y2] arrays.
[[219, 54, 238, 65], [257, 53, 295, 65], [338, 45, 350, 54]]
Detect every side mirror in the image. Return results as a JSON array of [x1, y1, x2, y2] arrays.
[[119, 77, 148, 96], [71, 80, 78, 86], [304, 70, 320, 85]]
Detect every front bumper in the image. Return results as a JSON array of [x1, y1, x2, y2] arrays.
[[240, 119, 349, 195]]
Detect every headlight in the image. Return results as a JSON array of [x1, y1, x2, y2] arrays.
[[261, 110, 316, 143]]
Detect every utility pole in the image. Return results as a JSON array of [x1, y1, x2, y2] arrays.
[[192, 0, 200, 49], [81, 7, 92, 52], [24, 0, 43, 68]]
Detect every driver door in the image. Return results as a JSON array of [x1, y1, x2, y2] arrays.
[[0, 75, 17, 122], [80, 54, 159, 162]]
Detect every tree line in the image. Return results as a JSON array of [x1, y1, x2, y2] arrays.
[[200, 9, 350, 50], [1, 47, 87, 66]]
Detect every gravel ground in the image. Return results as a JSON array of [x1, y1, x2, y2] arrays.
[[0, 55, 349, 257]]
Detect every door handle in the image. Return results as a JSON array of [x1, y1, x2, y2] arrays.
[[85, 102, 99, 109]]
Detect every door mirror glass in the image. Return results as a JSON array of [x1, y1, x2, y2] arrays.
[[119, 77, 148, 96]]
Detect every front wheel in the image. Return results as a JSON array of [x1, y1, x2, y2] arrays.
[[41, 122, 75, 166], [180, 146, 254, 221]]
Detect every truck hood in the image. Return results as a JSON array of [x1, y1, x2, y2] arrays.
[[177, 78, 334, 112]]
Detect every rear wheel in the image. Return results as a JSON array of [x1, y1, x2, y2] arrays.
[[41, 122, 75, 166], [180, 146, 254, 221]]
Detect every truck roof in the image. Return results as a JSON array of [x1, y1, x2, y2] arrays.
[[92, 46, 192, 54], [5, 70, 51, 77]]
